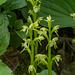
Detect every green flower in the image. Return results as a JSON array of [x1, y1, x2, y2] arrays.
[[37, 17, 43, 23], [44, 15, 51, 22], [28, 65, 36, 73], [35, 54, 47, 59], [35, 54, 47, 65], [33, 36, 45, 46], [70, 13, 75, 21], [45, 15, 54, 22], [33, 5, 40, 13], [21, 39, 31, 56], [37, 27, 49, 40], [52, 25, 59, 36], [70, 13, 75, 17], [52, 25, 59, 32], [21, 25, 29, 35], [28, 10, 33, 15], [29, 22, 39, 29], [40, 27, 48, 34], [48, 37, 58, 47], [52, 55, 62, 66], [47, 15, 51, 21], [22, 39, 30, 50], [46, 37, 58, 50], [27, 16, 33, 24], [21, 26, 28, 32], [52, 37, 58, 45]]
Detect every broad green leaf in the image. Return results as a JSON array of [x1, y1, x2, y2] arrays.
[[36, 69, 56, 75], [15, 22, 30, 39], [10, 32, 22, 48], [21, 7, 29, 20], [5, 0, 27, 10], [0, 59, 13, 75], [0, 14, 4, 26], [0, 0, 7, 5], [38, 0, 75, 28], [14, 19, 23, 30], [2, 11, 17, 28], [15, 31, 29, 39], [0, 14, 10, 56]]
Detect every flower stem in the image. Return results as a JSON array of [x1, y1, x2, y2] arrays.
[[48, 21, 52, 75], [29, 30, 34, 75], [33, 13, 38, 72]]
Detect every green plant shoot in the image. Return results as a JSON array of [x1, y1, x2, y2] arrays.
[[21, 0, 62, 75], [21, 0, 44, 75], [35, 15, 62, 75]]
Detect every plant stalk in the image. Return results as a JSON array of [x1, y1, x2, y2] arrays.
[[29, 30, 34, 75], [33, 13, 38, 73], [48, 21, 52, 75]]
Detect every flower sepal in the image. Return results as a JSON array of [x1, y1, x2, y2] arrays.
[[28, 65, 36, 73], [52, 55, 62, 66]]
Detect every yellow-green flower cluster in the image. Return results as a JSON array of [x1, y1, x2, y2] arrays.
[[35, 54, 48, 65], [27, 0, 41, 13], [70, 13, 75, 21]]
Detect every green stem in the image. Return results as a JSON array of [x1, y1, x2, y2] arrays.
[[63, 41, 65, 50], [33, 13, 38, 72], [48, 21, 52, 75], [33, 13, 36, 22], [29, 30, 34, 75]]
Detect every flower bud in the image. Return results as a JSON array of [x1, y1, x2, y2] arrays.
[[33, 5, 40, 13]]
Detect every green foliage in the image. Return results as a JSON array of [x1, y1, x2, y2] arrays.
[[36, 69, 56, 75], [0, 0, 28, 49], [9, 19, 29, 48], [2, 10, 17, 28], [0, 14, 10, 56], [0, 0, 75, 75], [14, 19, 23, 30], [21, 0, 61, 75], [0, 0, 28, 75], [0, 59, 13, 75], [0, 0, 7, 5], [5, 0, 27, 10], [38, 0, 75, 28], [0, 14, 4, 26], [10, 32, 22, 48], [72, 39, 75, 43], [16, 31, 29, 39], [0, 0, 27, 74], [21, 7, 29, 20], [34, 15, 61, 75]]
